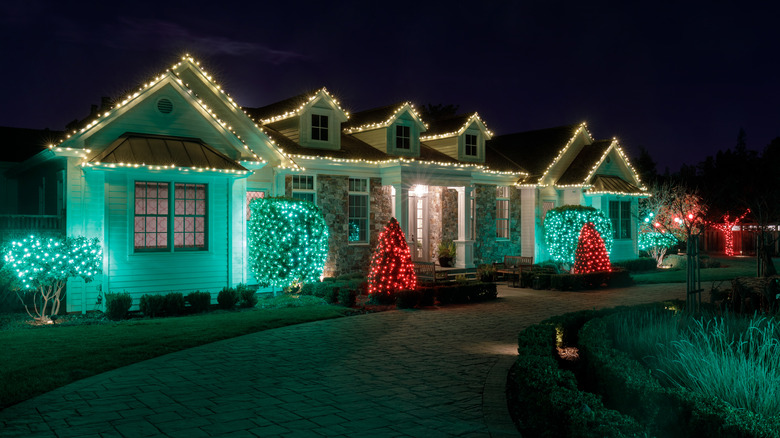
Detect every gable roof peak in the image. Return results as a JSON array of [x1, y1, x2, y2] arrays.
[[420, 112, 494, 141], [343, 101, 427, 134], [242, 86, 348, 125]]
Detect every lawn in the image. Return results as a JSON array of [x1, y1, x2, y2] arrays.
[[631, 255, 775, 284], [0, 300, 351, 409]]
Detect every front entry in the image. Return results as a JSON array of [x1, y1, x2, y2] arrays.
[[409, 193, 429, 261]]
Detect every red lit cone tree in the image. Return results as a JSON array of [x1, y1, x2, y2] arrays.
[[572, 222, 612, 274], [367, 218, 417, 303]]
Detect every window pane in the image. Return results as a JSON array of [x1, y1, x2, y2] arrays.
[[135, 182, 168, 250]]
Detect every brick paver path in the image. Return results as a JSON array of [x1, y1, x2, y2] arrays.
[[1, 283, 684, 437]]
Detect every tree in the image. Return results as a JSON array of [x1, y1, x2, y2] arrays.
[[572, 223, 612, 274], [1, 235, 102, 323], [712, 210, 750, 257], [638, 206, 678, 267], [634, 146, 659, 185], [367, 218, 417, 300], [248, 197, 329, 290], [543, 205, 613, 267], [418, 103, 459, 122]]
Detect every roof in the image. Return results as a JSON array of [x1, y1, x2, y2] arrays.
[[587, 174, 643, 194], [422, 114, 472, 137], [89, 133, 246, 171], [243, 89, 320, 122], [343, 102, 422, 131], [0, 126, 65, 162], [556, 139, 612, 185], [263, 125, 389, 161], [484, 124, 581, 176]]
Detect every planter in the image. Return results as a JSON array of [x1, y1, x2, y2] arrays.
[[438, 257, 453, 268]]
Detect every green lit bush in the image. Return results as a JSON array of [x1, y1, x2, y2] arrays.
[[186, 291, 211, 313], [543, 205, 613, 265], [337, 288, 357, 307], [248, 197, 329, 290], [163, 293, 185, 316], [104, 292, 132, 320]]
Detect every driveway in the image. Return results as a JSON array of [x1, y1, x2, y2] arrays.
[[1, 283, 684, 437]]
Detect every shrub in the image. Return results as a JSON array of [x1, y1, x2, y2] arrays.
[[139, 294, 165, 317], [418, 286, 436, 306], [337, 288, 357, 307], [396, 289, 420, 309], [217, 287, 239, 309], [612, 257, 657, 272], [186, 291, 211, 313], [532, 273, 552, 290], [368, 290, 396, 305], [477, 264, 496, 282], [470, 282, 498, 301], [236, 283, 257, 308], [105, 292, 132, 320]]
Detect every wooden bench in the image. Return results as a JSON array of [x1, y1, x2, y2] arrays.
[[494, 256, 534, 287], [413, 261, 448, 283]]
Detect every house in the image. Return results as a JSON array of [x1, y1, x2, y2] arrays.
[[0, 56, 646, 311]]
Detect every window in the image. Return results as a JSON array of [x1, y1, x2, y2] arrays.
[[609, 200, 632, 239], [396, 125, 410, 149], [311, 114, 328, 141], [348, 178, 369, 243], [291, 175, 315, 203], [496, 186, 510, 239], [134, 182, 207, 251], [246, 190, 265, 220], [465, 134, 478, 157]]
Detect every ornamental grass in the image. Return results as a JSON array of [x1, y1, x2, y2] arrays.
[[610, 309, 780, 418]]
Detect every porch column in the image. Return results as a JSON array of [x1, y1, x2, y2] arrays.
[[392, 183, 409, 237], [454, 186, 475, 268]]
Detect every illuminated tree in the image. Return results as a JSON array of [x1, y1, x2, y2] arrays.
[[543, 205, 613, 266], [367, 218, 417, 300], [713, 210, 750, 256], [248, 197, 329, 290], [638, 210, 678, 267], [572, 223, 612, 274], [1, 235, 102, 323]]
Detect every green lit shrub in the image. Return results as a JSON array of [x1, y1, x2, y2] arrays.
[[368, 289, 396, 305], [236, 283, 257, 308], [186, 291, 211, 313], [217, 286, 239, 310], [543, 205, 613, 265], [139, 294, 165, 317], [248, 197, 329, 290], [104, 292, 132, 320]]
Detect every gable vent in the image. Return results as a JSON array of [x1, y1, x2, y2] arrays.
[[157, 98, 173, 114]]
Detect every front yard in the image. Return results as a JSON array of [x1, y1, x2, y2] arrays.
[[0, 300, 351, 409]]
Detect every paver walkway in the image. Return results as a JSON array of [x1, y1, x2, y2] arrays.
[[1, 283, 685, 437]]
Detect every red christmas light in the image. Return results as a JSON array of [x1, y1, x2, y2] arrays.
[[367, 218, 417, 298], [714, 209, 750, 256], [571, 222, 612, 274]]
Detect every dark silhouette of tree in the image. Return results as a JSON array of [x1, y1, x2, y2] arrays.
[[634, 146, 658, 185], [418, 103, 459, 122]]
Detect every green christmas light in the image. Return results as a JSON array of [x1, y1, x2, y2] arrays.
[[248, 197, 329, 289], [543, 205, 613, 265], [1, 235, 102, 323]]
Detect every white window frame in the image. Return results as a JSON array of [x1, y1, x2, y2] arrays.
[[348, 178, 369, 243], [465, 133, 478, 157], [395, 125, 411, 150], [609, 199, 632, 240], [133, 181, 208, 253], [291, 175, 316, 204], [496, 186, 510, 240]]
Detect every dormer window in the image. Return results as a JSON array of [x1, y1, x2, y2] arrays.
[[311, 114, 328, 141], [396, 125, 411, 149], [465, 134, 478, 156]]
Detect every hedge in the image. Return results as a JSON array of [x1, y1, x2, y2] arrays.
[[509, 314, 644, 437]]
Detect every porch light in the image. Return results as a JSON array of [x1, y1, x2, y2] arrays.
[[413, 184, 428, 197]]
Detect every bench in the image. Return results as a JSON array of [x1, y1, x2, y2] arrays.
[[413, 261, 448, 283], [494, 256, 534, 287]]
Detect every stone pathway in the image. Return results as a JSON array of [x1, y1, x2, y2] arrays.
[[1, 283, 685, 437]]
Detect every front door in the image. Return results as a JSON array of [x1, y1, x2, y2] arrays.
[[409, 194, 429, 261]]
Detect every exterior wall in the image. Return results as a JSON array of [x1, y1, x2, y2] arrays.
[[99, 171, 232, 310], [442, 189, 458, 243], [473, 184, 522, 264], [429, 187, 443, 260], [520, 187, 537, 260]]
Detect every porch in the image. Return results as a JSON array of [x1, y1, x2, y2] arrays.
[[0, 214, 64, 241]]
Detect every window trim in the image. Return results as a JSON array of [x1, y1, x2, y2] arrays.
[[133, 181, 208, 253], [465, 133, 478, 157], [348, 177, 369, 244], [395, 125, 411, 150], [311, 113, 329, 142], [496, 186, 510, 240]]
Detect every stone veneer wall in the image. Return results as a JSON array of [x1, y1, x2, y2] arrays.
[[442, 189, 458, 243], [284, 175, 391, 277], [428, 187, 443, 261], [473, 184, 522, 264]]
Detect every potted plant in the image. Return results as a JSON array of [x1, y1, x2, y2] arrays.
[[437, 240, 456, 267]]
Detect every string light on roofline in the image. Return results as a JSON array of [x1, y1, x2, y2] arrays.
[[419, 113, 494, 141], [537, 123, 590, 184], [580, 138, 647, 191], [254, 88, 350, 125], [342, 102, 428, 134], [82, 161, 251, 175]]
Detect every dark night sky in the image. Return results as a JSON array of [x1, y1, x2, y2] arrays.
[[1, 1, 777, 172]]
